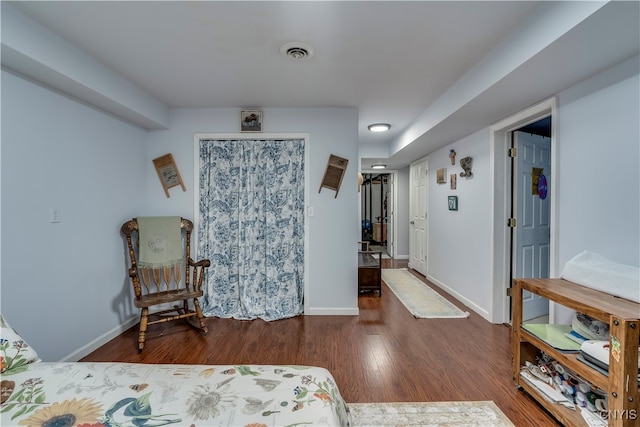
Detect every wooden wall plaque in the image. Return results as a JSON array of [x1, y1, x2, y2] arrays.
[[319, 154, 348, 198], [153, 153, 186, 198]]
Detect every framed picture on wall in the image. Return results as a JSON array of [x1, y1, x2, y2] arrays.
[[437, 168, 447, 184], [448, 195, 458, 211], [240, 109, 263, 132]]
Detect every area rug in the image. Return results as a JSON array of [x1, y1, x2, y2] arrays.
[[381, 269, 469, 318], [348, 401, 515, 426]]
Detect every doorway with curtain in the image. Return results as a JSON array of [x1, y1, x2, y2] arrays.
[[196, 137, 305, 321]]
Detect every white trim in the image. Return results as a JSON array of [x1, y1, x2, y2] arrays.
[[61, 315, 139, 362], [307, 307, 359, 316], [192, 132, 311, 316], [489, 98, 558, 324], [427, 276, 490, 320]]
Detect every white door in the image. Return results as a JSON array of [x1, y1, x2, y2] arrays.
[[513, 131, 551, 321], [386, 174, 394, 258], [409, 159, 428, 276]]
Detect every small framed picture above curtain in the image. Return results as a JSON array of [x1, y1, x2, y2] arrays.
[[240, 109, 263, 132]]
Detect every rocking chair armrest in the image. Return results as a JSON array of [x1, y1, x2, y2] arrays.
[[188, 258, 211, 268]]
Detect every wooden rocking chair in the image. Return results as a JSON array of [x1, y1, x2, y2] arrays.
[[121, 217, 210, 352]]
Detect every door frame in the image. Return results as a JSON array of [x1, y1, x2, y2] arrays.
[[513, 130, 552, 321], [489, 98, 558, 324], [360, 169, 398, 259]]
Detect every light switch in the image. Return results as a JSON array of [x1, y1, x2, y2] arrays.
[[50, 208, 60, 223]]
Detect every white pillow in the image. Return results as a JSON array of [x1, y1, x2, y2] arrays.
[[561, 251, 640, 303], [0, 314, 41, 374]]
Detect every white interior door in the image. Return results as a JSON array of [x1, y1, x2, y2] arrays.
[[514, 131, 551, 321], [409, 159, 428, 276]]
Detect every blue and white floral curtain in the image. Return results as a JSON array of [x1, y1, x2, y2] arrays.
[[198, 139, 305, 320]]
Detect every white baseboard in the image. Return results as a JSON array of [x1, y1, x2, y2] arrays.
[[395, 254, 409, 260], [61, 316, 139, 362], [426, 275, 491, 321], [306, 307, 359, 316]]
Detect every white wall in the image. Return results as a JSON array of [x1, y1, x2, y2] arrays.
[[425, 129, 494, 318], [554, 56, 640, 322], [1, 70, 148, 361], [144, 107, 360, 315], [557, 56, 639, 268], [417, 57, 639, 322]]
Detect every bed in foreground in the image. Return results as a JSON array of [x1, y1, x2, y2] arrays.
[[0, 317, 350, 426]]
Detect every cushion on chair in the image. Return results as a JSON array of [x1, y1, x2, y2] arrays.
[[0, 314, 41, 373]]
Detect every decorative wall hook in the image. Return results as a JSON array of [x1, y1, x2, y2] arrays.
[[459, 156, 473, 178], [319, 154, 348, 198], [153, 153, 186, 197]]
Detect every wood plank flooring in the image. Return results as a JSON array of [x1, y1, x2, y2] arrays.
[[82, 259, 558, 426]]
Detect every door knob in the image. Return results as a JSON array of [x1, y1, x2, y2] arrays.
[[410, 221, 415, 225]]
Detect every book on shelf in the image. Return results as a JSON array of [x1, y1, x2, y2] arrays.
[[521, 324, 582, 353]]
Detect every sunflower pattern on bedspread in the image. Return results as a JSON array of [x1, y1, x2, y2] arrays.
[[0, 363, 349, 427]]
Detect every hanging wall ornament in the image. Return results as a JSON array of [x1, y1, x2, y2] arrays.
[[531, 167, 544, 194], [459, 156, 473, 177], [538, 174, 548, 200], [319, 154, 348, 198]]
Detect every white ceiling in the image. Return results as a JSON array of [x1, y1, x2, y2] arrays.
[[5, 1, 640, 170]]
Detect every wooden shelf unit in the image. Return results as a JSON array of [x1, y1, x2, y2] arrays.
[[511, 278, 640, 427]]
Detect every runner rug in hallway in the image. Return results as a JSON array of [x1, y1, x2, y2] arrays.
[[348, 401, 515, 427], [381, 268, 470, 318]]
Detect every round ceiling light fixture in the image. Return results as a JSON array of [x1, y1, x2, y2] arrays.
[[368, 123, 391, 132], [372, 164, 387, 170], [280, 42, 314, 61]]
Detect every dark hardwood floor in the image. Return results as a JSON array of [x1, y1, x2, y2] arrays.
[[82, 259, 558, 426]]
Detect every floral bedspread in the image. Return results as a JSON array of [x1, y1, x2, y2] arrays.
[[0, 362, 350, 427]]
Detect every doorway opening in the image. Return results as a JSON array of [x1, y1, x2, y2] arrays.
[[489, 97, 558, 325], [360, 173, 393, 258], [510, 118, 552, 323]]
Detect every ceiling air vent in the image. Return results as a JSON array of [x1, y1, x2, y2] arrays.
[[280, 42, 314, 61]]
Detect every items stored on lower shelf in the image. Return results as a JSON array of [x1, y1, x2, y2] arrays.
[[520, 350, 608, 426]]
